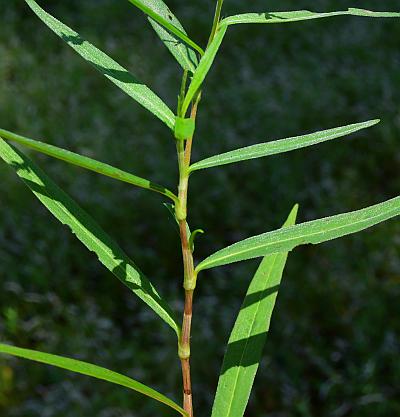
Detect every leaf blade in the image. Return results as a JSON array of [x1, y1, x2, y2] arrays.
[[0, 128, 177, 202], [0, 138, 180, 335], [211, 205, 298, 417], [221, 8, 400, 26], [0, 343, 187, 416], [127, 0, 202, 68], [190, 119, 379, 172], [25, 0, 175, 129], [181, 24, 227, 115], [196, 196, 400, 271]]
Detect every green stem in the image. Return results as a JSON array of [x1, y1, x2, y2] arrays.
[[207, 0, 224, 47], [176, 142, 195, 417], [176, 2, 223, 408], [178, 70, 189, 117], [176, 79, 201, 417]]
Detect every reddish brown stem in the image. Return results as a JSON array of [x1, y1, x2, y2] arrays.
[[180, 289, 194, 416], [178, 219, 195, 416]]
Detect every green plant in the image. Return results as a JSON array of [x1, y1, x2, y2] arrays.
[[0, 1, 399, 416]]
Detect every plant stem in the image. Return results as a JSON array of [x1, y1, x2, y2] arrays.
[[176, 0, 222, 407], [180, 287, 194, 416], [207, 0, 224, 47], [175, 92, 200, 417], [184, 95, 200, 166]]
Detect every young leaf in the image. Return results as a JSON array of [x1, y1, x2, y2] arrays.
[[211, 204, 298, 417], [127, 0, 201, 70], [25, 0, 175, 130], [0, 128, 178, 202], [0, 138, 180, 335], [189, 229, 204, 253], [221, 8, 400, 26], [196, 195, 400, 272], [190, 119, 379, 172], [0, 343, 187, 416], [181, 24, 227, 115]]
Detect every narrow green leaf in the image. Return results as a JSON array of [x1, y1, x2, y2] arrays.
[[196, 196, 400, 272], [0, 138, 180, 335], [0, 128, 178, 202], [190, 119, 379, 172], [0, 344, 187, 416], [189, 228, 204, 252], [127, 0, 204, 58], [348, 8, 400, 18], [128, 0, 199, 71], [25, 0, 175, 129], [181, 24, 227, 115], [211, 205, 298, 417], [221, 8, 400, 26]]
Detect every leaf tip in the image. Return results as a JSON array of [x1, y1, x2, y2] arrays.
[[284, 203, 299, 227], [291, 203, 299, 218]]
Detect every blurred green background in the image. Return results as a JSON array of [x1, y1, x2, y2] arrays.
[[1, 0, 400, 416]]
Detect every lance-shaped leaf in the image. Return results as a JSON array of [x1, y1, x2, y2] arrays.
[[0, 138, 180, 335], [25, 0, 175, 129], [181, 24, 227, 115], [0, 344, 187, 416], [211, 205, 298, 417], [0, 128, 177, 202], [196, 196, 400, 272], [127, 0, 200, 71], [221, 8, 400, 26], [190, 119, 379, 172]]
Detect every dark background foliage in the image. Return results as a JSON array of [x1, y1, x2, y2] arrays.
[[1, 1, 400, 416]]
